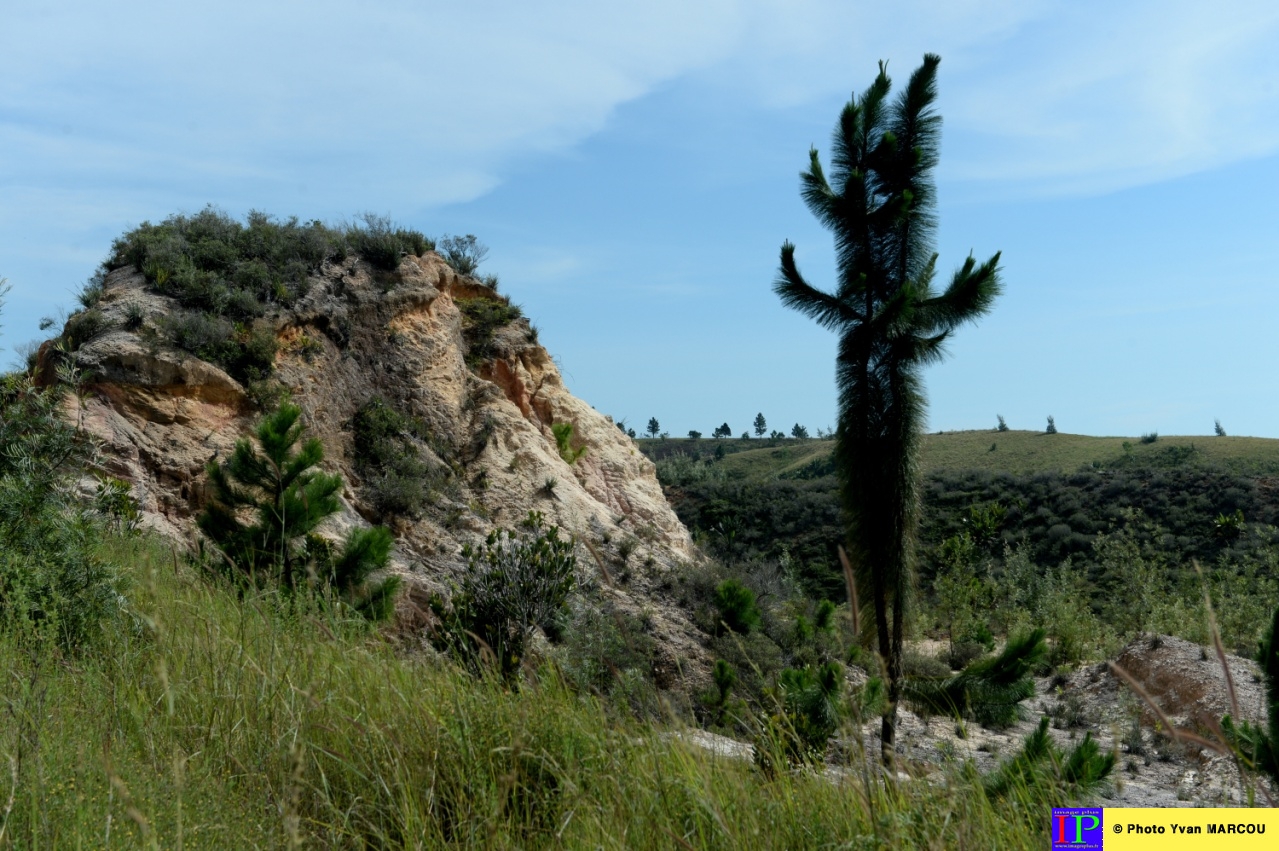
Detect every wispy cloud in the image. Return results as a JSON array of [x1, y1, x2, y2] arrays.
[[941, 1, 1279, 195], [5, 0, 1273, 223], [1, 0, 745, 213]]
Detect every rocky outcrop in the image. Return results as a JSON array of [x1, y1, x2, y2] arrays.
[[54, 251, 708, 673]]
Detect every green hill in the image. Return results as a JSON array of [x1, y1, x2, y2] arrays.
[[644, 431, 1279, 482]]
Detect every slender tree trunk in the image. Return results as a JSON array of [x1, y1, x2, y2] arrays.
[[883, 577, 905, 768], [873, 546, 894, 768]]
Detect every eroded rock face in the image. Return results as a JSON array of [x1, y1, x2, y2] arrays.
[[58, 252, 708, 674]]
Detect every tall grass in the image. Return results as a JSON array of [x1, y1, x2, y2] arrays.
[[0, 533, 1050, 848]]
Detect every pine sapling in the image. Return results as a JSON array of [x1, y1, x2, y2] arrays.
[[199, 399, 399, 619], [906, 628, 1047, 728], [1222, 606, 1279, 785]]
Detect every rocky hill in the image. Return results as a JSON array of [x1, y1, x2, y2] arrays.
[[45, 245, 709, 677]]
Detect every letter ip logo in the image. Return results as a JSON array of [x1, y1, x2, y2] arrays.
[[1052, 808, 1104, 850]]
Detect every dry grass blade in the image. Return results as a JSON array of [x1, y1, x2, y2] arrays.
[[1108, 662, 1226, 755], [1193, 562, 1276, 806], [838, 545, 860, 636], [661, 825, 699, 851], [0, 754, 16, 844], [1196, 560, 1242, 723], [582, 538, 613, 584]]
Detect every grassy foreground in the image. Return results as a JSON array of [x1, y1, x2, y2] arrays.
[[0, 534, 1052, 849]]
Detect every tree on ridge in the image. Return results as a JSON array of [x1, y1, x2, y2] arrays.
[[773, 53, 1002, 766]]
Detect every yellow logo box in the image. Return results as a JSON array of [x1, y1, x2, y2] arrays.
[[1099, 808, 1275, 849]]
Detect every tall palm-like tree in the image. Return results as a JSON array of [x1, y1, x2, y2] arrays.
[[774, 54, 1002, 765]]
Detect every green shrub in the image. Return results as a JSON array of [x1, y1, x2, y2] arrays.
[[456, 295, 523, 366], [1221, 605, 1279, 785], [122, 302, 146, 331], [713, 578, 761, 635], [430, 512, 577, 681], [552, 422, 586, 465], [61, 308, 112, 350], [318, 527, 401, 622], [984, 717, 1115, 799], [76, 270, 107, 308], [654, 452, 727, 487], [1214, 508, 1245, 541], [906, 629, 1047, 729], [93, 474, 141, 534], [702, 659, 741, 727], [438, 233, 489, 276], [768, 661, 842, 763], [552, 601, 661, 718], [0, 334, 124, 650], [903, 651, 952, 680], [710, 628, 786, 707], [351, 396, 442, 518], [347, 213, 431, 271], [160, 309, 233, 358], [156, 311, 279, 386], [1140, 431, 1158, 444], [813, 599, 836, 632]]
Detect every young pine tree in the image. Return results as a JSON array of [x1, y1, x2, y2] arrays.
[[773, 54, 1002, 765], [199, 400, 400, 618], [754, 412, 767, 437], [1222, 606, 1279, 786]]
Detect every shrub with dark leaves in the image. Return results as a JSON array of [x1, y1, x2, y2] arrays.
[[430, 512, 577, 681]]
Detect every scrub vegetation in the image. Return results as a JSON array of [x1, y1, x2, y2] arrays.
[[77, 208, 432, 384], [645, 431, 1279, 658]]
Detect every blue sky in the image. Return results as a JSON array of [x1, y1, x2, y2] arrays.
[[3, 1, 1278, 438]]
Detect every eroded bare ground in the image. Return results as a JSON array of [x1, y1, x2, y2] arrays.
[[684, 634, 1277, 807]]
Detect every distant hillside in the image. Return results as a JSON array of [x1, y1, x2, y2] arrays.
[[643, 430, 1279, 481], [639, 431, 1279, 604]]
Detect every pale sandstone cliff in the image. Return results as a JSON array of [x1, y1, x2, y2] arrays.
[[53, 251, 708, 677]]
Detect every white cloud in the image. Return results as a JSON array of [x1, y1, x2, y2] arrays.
[[1, 1, 746, 210]]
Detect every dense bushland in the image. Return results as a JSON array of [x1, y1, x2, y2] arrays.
[[0, 286, 128, 652], [70, 208, 432, 384], [648, 439, 1279, 667]]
